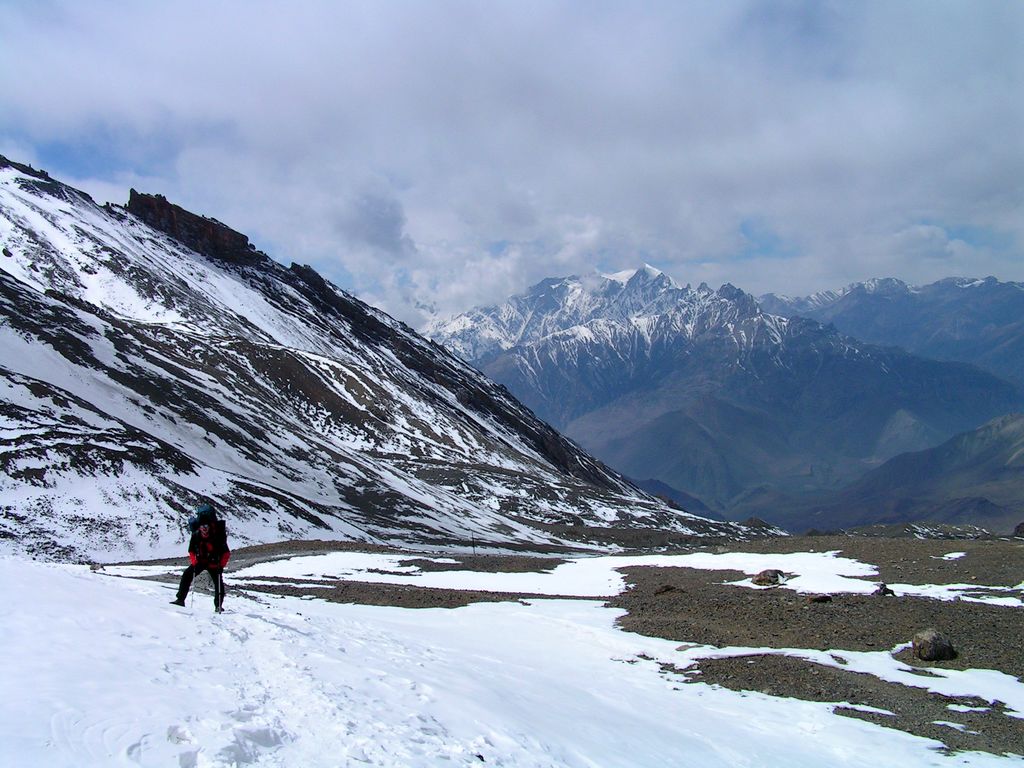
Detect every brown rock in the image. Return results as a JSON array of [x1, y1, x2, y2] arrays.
[[752, 569, 785, 586]]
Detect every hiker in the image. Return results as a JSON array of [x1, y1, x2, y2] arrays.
[[170, 503, 230, 612]]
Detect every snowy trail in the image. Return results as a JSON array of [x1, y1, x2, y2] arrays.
[[1, 556, 1019, 767]]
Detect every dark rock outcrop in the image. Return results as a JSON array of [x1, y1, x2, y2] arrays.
[[128, 190, 264, 267]]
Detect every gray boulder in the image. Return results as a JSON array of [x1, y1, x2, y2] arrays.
[[912, 629, 957, 661]]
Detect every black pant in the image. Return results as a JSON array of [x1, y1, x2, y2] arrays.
[[176, 564, 225, 608]]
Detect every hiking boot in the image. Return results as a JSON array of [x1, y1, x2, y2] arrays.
[[170, 598, 186, 606], [215, 605, 224, 613]]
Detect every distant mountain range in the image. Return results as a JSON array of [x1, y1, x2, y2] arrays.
[[0, 157, 755, 561], [760, 276, 1024, 387], [429, 268, 1024, 532]]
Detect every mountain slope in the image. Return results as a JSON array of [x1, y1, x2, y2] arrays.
[[760, 277, 1024, 387], [766, 413, 1024, 534], [429, 270, 1022, 518], [0, 157, 749, 561]]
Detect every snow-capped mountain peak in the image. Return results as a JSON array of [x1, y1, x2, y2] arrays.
[[602, 267, 641, 284], [602, 263, 675, 287], [859, 277, 910, 295], [426, 266, 766, 363]]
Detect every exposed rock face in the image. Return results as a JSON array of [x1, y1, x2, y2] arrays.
[[1014, 521, 1024, 538], [912, 629, 957, 661]]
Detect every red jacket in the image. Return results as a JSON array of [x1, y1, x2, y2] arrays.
[[188, 520, 230, 568]]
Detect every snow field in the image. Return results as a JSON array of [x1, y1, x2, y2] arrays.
[[3, 550, 1023, 767]]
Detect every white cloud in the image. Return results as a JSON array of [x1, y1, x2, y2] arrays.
[[1, 0, 1021, 325]]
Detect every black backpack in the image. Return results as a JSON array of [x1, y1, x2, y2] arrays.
[[188, 503, 217, 534]]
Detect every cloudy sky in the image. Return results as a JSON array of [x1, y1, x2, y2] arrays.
[[2, 1, 1021, 327]]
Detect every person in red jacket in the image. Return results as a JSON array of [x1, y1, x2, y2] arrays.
[[170, 503, 230, 612]]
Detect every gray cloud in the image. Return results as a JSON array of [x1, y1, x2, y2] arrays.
[[334, 187, 416, 259], [1, 1, 1021, 326]]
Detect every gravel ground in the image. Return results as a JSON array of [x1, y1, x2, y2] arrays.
[[609, 536, 1024, 757], [135, 535, 1024, 757]]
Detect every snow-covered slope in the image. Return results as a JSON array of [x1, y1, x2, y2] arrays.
[[0, 157, 750, 561]]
